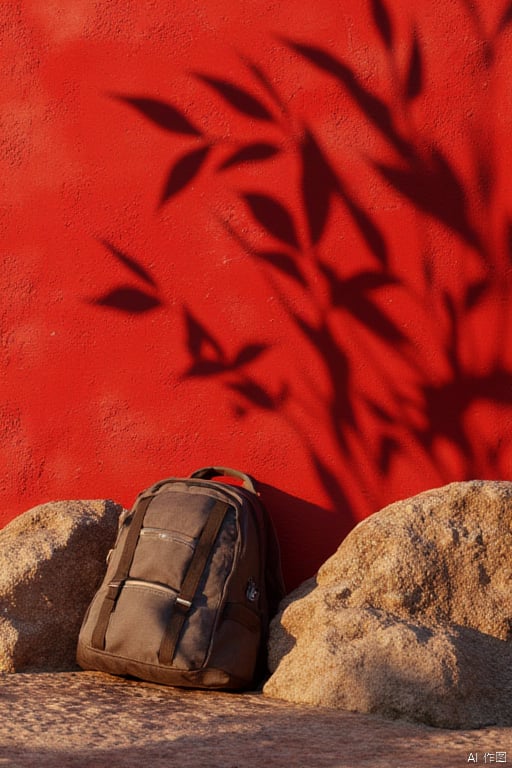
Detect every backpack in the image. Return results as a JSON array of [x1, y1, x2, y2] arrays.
[[76, 466, 285, 690]]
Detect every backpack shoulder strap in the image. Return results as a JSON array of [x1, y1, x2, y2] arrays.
[[91, 494, 152, 650], [158, 499, 229, 665]]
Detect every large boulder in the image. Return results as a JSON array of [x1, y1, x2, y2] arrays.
[[264, 480, 512, 728], [0, 500, 123, 672]]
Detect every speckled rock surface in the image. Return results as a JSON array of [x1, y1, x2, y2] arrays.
[[0, 671, 509, 768], [0, 500, 122, 673], [264, 481, 512, 728]]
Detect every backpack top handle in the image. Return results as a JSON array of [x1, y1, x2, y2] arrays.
[[190, 466, 258, 495]]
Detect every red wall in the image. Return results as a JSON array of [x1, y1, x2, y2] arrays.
[[2, 0, 512, 589]]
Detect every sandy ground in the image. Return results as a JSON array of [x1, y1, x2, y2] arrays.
[[0, 671, 510, 767]]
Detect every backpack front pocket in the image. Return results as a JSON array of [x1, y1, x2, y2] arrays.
[[105, 580, 177, 665], [129, 528, 196, 590]]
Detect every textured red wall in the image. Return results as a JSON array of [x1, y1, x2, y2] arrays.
[[2, 0, 512, 588]]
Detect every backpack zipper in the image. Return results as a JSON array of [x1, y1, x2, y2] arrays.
[[122, 579, 178, 597], [140, 528, 195, 549]]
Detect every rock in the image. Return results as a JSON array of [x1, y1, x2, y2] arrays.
[[264, 480, 512, 728], [3, 671, 511, 768], [0, 500, 123, 672]]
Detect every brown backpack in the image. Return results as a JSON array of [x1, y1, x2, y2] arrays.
[[77, 467, 285, 689]]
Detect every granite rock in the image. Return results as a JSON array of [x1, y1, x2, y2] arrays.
[[264, 480, 512, 728], [0, 499, 122, 672], [3, 671, 510, 768]]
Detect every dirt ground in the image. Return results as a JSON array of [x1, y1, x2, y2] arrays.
[[0, 671, 510, 767]]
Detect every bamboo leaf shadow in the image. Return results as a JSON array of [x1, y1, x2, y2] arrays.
[[90, 286, 162, 313], [110, 94, 202, 136], [220, 216, 306, 286], [370, 0, 395, 51], [474, 140, 494, 206], [99, 239, 158, 288], [184, 308, 225, 362], [194, 74, 275, 121], [498, 1, 512, 32], [226, 379, 288, 411], [160, 145, 211, 205], [182, 308, 269, 377], [284, 39, 413, 159], [310, 449, 354, 513], [336, 182, 389, 267], [253, 249, 307, 286], [300, 128, 339, 245], [218, 142, 280, 171], [404, 30, 423, 102], [378, 434, 402, 474], [442, 290, 462, 374], [292, 313, 356, 453], [242, 192, 300, 249], [319, 263, 406, 343], [300, 125, 389, 262], [417, 368, 512, 457], [240, 56, 290, 115], [233, 343, 270, 367], [374, 148, 481, 249], [464, 280, 490, 311]]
